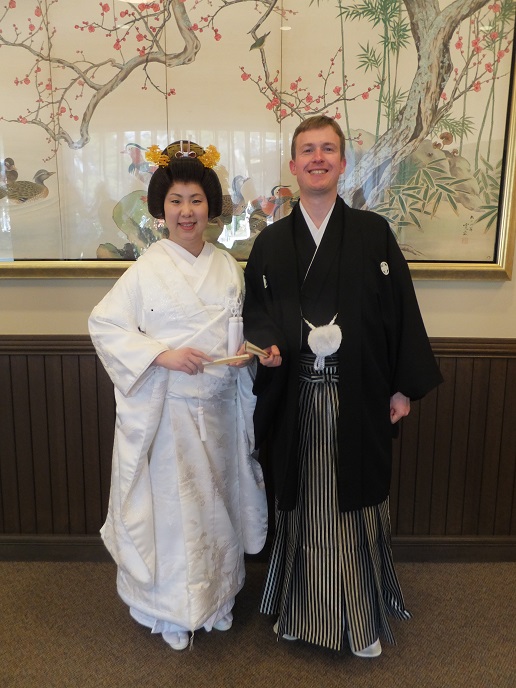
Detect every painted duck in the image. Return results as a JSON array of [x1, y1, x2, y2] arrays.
[[0, 169, 55, 203], [0, 158, 18, 185], [122, 143, 156, 185], [212, 175, 249, 228]]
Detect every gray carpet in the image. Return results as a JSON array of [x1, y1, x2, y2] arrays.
[[1, 561, 514, 688]]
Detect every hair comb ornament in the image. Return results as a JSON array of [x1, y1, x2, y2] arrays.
[[145, 140, 221, 169]]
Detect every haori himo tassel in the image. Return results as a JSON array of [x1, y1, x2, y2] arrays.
[[303, 314, 342, 371]]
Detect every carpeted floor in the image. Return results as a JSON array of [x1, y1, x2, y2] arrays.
[[1, 560, 514, 688]]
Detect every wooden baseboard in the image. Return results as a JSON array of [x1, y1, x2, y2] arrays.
[[0, 536, 112, 563], [392, 536, 516, 562], [1, 535, 515, 563]]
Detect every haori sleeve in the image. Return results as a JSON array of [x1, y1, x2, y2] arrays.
[[387, 229, 443, 400]]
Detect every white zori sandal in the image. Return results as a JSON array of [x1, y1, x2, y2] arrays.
[[162, 631, 190, 651]]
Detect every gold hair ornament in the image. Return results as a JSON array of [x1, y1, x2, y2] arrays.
[[145, 141, 220, 169]]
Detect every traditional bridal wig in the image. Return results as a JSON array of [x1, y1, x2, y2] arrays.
[[147, 156, 223, 220]]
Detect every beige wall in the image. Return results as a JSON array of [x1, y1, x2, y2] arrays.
[[1, 265, 516, 338]]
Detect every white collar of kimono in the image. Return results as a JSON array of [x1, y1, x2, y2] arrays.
[[299, 200, 336, 246], [161, 238, 213, 267]]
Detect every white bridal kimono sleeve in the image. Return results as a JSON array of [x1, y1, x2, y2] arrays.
[[89, 240, 267, 632]]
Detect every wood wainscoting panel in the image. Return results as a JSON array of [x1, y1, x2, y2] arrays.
[[0, 336, 515, 562]]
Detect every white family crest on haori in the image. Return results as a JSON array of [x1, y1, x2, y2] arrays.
[[381, 261, 389, 275], [303, 313, 342, 371]]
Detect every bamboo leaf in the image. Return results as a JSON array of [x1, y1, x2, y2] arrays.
[[409, 211, 422, 228]]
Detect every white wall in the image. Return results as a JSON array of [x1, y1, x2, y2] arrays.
[[1, 263, 516, 338]]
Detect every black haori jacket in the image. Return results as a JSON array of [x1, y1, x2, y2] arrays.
[[243, 197, 443, 512]]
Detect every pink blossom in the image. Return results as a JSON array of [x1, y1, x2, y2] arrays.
[[357, 139, 363, 145], [497, 50, 505, 61], [271, 97, 280, 107], [333, 86, 342, 95], [45, 82, 52, 90], [473, 81, 481, 92], [23, 77, 30, 85], [74, 115, 79, 121], [35, 7, 42, 17], [290, 82, 297, 90], [335, 112, 341, 119], [136, 33, 145, 42], [120, 10, 128, 17], [241, 72, 250, 81], [455, 40, 463, 50], [18, 116, 27, 123], [60, 107, 66, 113], [280, 109, 287, 118], [306, 94, 313, 103], [486, 62, 493, 73], [88, 25, 95, 33], [441, 92, 447, 101], [361, 92, 369, 99], [167, 89, 176, 96], [266, 102, 273, 110], [137, 47, 146, 56], [29, 24, 35, 31], [152, 3, 160, 11], [214, 33, 222, 41], [8, 0, 16, 9], [489, 3, 501, 12], [102, 4, 110, 12], [138, 3, 148, 10], [114, 39, 121, 50], [490, 32, 499, 40]]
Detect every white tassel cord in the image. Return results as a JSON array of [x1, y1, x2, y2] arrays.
[[303, 314, 342, 371], [198, 406, 207, 442]]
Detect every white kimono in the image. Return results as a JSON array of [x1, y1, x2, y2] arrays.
[[88, 239, 267, 633]]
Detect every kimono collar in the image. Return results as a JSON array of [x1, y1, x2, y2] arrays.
[[299, 200, 336, 246]]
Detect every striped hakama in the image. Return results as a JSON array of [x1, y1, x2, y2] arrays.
[[260, 354, 411, 652]]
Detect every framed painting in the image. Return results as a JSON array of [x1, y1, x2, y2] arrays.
[[0, 0, 514, 279]]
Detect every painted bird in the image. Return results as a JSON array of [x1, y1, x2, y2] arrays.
[[212, 175, 250, 229], [0, 169, 55, 203], [250, 31, 270, 50], [122, 143, 156, 184], [251, 185, 296, 221], [0, 158, 18, 185]]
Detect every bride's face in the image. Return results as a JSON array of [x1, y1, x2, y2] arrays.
[[163, 181, 209, 256]]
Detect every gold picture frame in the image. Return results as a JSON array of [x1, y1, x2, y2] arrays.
[[2, 75, 514, 280]]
